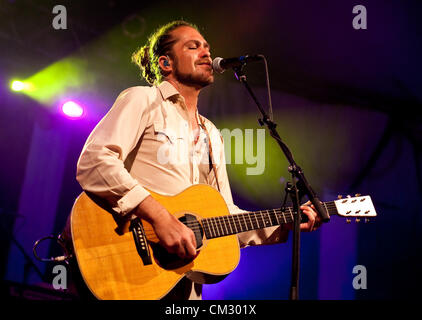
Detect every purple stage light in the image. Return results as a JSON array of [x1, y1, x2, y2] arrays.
[[61, 101, 84, 118]]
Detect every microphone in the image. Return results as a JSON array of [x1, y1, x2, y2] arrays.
[[212, 55, 263, 73]]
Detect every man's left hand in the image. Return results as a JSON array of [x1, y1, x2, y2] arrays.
[[285, 201, 322, 232], [299, 201, 322, 232]]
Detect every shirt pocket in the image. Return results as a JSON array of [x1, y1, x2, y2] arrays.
[[153, 121, 187, 167], [153, 121, 178, 144]]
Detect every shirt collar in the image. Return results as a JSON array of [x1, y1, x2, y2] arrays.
[[157, 81, 180, 100]]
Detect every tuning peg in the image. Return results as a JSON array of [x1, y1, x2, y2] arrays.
[[355, 218, 361, 223], [346, 219, 351, 223], [355, 193, 361, 197], [337, 195, 343, 199], [365, 218, 370, 223], [347, 195, 351, 198]]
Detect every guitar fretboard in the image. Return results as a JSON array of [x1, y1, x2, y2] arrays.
[[200, 202, 335, 239]]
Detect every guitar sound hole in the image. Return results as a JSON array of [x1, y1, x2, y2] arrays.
[[150, 213, 203, 270]]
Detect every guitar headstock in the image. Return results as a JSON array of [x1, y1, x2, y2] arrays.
[[334, 194, 377, 223]]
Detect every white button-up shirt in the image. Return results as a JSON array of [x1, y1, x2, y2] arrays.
[[75, 81, 287, 299]]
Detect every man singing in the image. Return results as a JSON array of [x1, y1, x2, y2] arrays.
[[72, 20, 321, 299]]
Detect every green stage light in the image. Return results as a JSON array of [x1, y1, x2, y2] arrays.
[[22, 58, 94, 106], [213, 114, 323, 207], [11, 80, 26, 92], [15, 9, 146, 108], [214, 115, 292, 206]]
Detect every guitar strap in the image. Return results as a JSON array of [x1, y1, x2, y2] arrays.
[[198, 115, 221, 192]]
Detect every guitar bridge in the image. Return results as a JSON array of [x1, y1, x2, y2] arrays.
[[130, 218, 152, 266]]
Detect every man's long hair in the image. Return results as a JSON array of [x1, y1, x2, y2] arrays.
[[131, 20, 198, 86]]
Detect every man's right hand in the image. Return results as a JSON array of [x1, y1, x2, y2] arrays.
[[135, 195, 197, 259]]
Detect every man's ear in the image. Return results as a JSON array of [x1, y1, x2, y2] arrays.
[[159, 55, 171, 72]]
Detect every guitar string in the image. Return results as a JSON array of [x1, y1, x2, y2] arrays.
[[136, 199, 362, 233], [180, 202, 340, 230], [183, 202, 340, 229], [142, 214, 297, 239], [141, 203, 341, 235], [141, 211, 292, 239], [141, 202, 348, 238], [140, 202, 345, 235], [141, 202, 370, 240]]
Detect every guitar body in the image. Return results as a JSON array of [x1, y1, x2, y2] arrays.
[[70, 184, 240, 300], [69, 182, 377, 300]]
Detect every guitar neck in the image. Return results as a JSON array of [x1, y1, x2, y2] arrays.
[[201, 201, 338, 239]]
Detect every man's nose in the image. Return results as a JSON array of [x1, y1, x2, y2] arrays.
[[200, 47, 211, 58]]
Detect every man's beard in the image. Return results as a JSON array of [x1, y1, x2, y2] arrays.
[[174, 61, 214, 88]]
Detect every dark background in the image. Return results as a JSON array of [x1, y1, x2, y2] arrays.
[[0, 0, 421, 299]]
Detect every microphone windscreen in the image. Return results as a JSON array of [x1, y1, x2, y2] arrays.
[[212, 57, 225, 74]]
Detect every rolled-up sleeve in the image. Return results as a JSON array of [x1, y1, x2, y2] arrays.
[[212, 128, 289, 248], [76, 87, 151, 216]]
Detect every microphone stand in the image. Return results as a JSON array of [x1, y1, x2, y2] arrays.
[[231, 64, 330, 300]]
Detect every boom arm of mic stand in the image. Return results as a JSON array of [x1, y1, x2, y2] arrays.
[[232, 66, 330, 222]]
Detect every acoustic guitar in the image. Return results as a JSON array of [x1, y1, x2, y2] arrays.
[[69, 184, 376, 300]]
